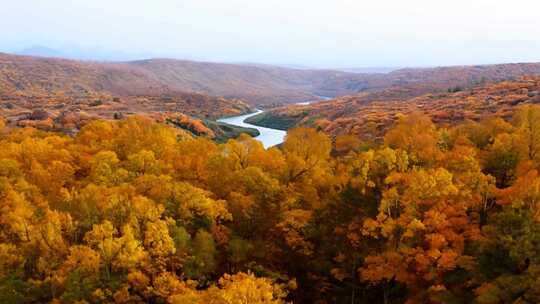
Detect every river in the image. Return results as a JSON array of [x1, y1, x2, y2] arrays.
[[217, 96, 332, 149], [217, 110, 286, 148]]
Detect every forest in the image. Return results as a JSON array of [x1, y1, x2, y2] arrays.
[[2, 103, 540, 303]]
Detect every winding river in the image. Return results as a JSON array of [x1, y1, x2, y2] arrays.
[[217, 96, 332, 149], [217, 110, 286, 149]]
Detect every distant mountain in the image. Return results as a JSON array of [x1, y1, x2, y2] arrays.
[[17, 46, 65, 58], [16, 45, 161, 61], [124, 58, 358, 105], [3, 52, 540, 108], [337, 67, 399, 74], [0, 52, 370, 105]]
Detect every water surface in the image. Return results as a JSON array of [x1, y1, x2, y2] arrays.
[[217, 95, 333, 148], [217, 110, 286, 148]]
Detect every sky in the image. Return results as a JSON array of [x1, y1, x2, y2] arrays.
[[1, 0, 540, 68]]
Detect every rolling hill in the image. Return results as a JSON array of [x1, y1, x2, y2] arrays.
[[0, 53, 254, 134], [247, 76, 540, 141], [4, 52, 540, 138], [128, 60, 540, 104], [0, 53, 356, 106], [3, 52, 540, 107]]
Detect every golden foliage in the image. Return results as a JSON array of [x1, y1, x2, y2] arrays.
[[2, 106, 540, 303]]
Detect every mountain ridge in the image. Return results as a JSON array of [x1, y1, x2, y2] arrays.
[[4, 52, 540, 107]]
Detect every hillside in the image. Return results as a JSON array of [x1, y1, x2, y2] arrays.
[[248, 76, 540, 141], [126, 59, 335, 105], [4, 52, 540, 137], [0, 53, 254, 133], [314, 63, 540, 101], [4, 52, 540, 107], [0, 53, 353, 106], [135, 60, 540, 104]]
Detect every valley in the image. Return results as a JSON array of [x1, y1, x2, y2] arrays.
[[5, 1, 540, 302], [4, 52, 540, 148], [4, 51, 540, 303]]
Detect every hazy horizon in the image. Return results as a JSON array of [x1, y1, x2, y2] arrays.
[[2, 0, 540, 68]]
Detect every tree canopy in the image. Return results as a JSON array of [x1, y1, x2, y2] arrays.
[[2, 107, 540, 303]]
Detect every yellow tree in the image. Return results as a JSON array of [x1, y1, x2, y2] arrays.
[[222, 134, 265, 170], [361, 168, 480, 301], [174, 137, 218, 184], [168, 272, 287, 304], [88, 150, 126, 185], [514, 105, 540, 163], [384, 113, 440, 166], [498, 162, 540, 220], [282, 127, 331, 183], [54, 245, 101, 285], [84, 221, 147, 278], [144, 219, 176, 271]]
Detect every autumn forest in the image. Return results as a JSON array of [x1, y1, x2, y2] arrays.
[[3, 9, 540, 300], [2, 92, 540, 303]]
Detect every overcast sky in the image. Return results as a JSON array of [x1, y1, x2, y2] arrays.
[[1, 0, 540, 68]]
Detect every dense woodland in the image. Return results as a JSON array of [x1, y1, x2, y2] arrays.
[[2, 102, 540, 303]]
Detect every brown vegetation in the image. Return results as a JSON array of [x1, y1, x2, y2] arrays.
[[0, 53, 254, 132], [257, 76, 540, 142], [4, 53, 540, 108]]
